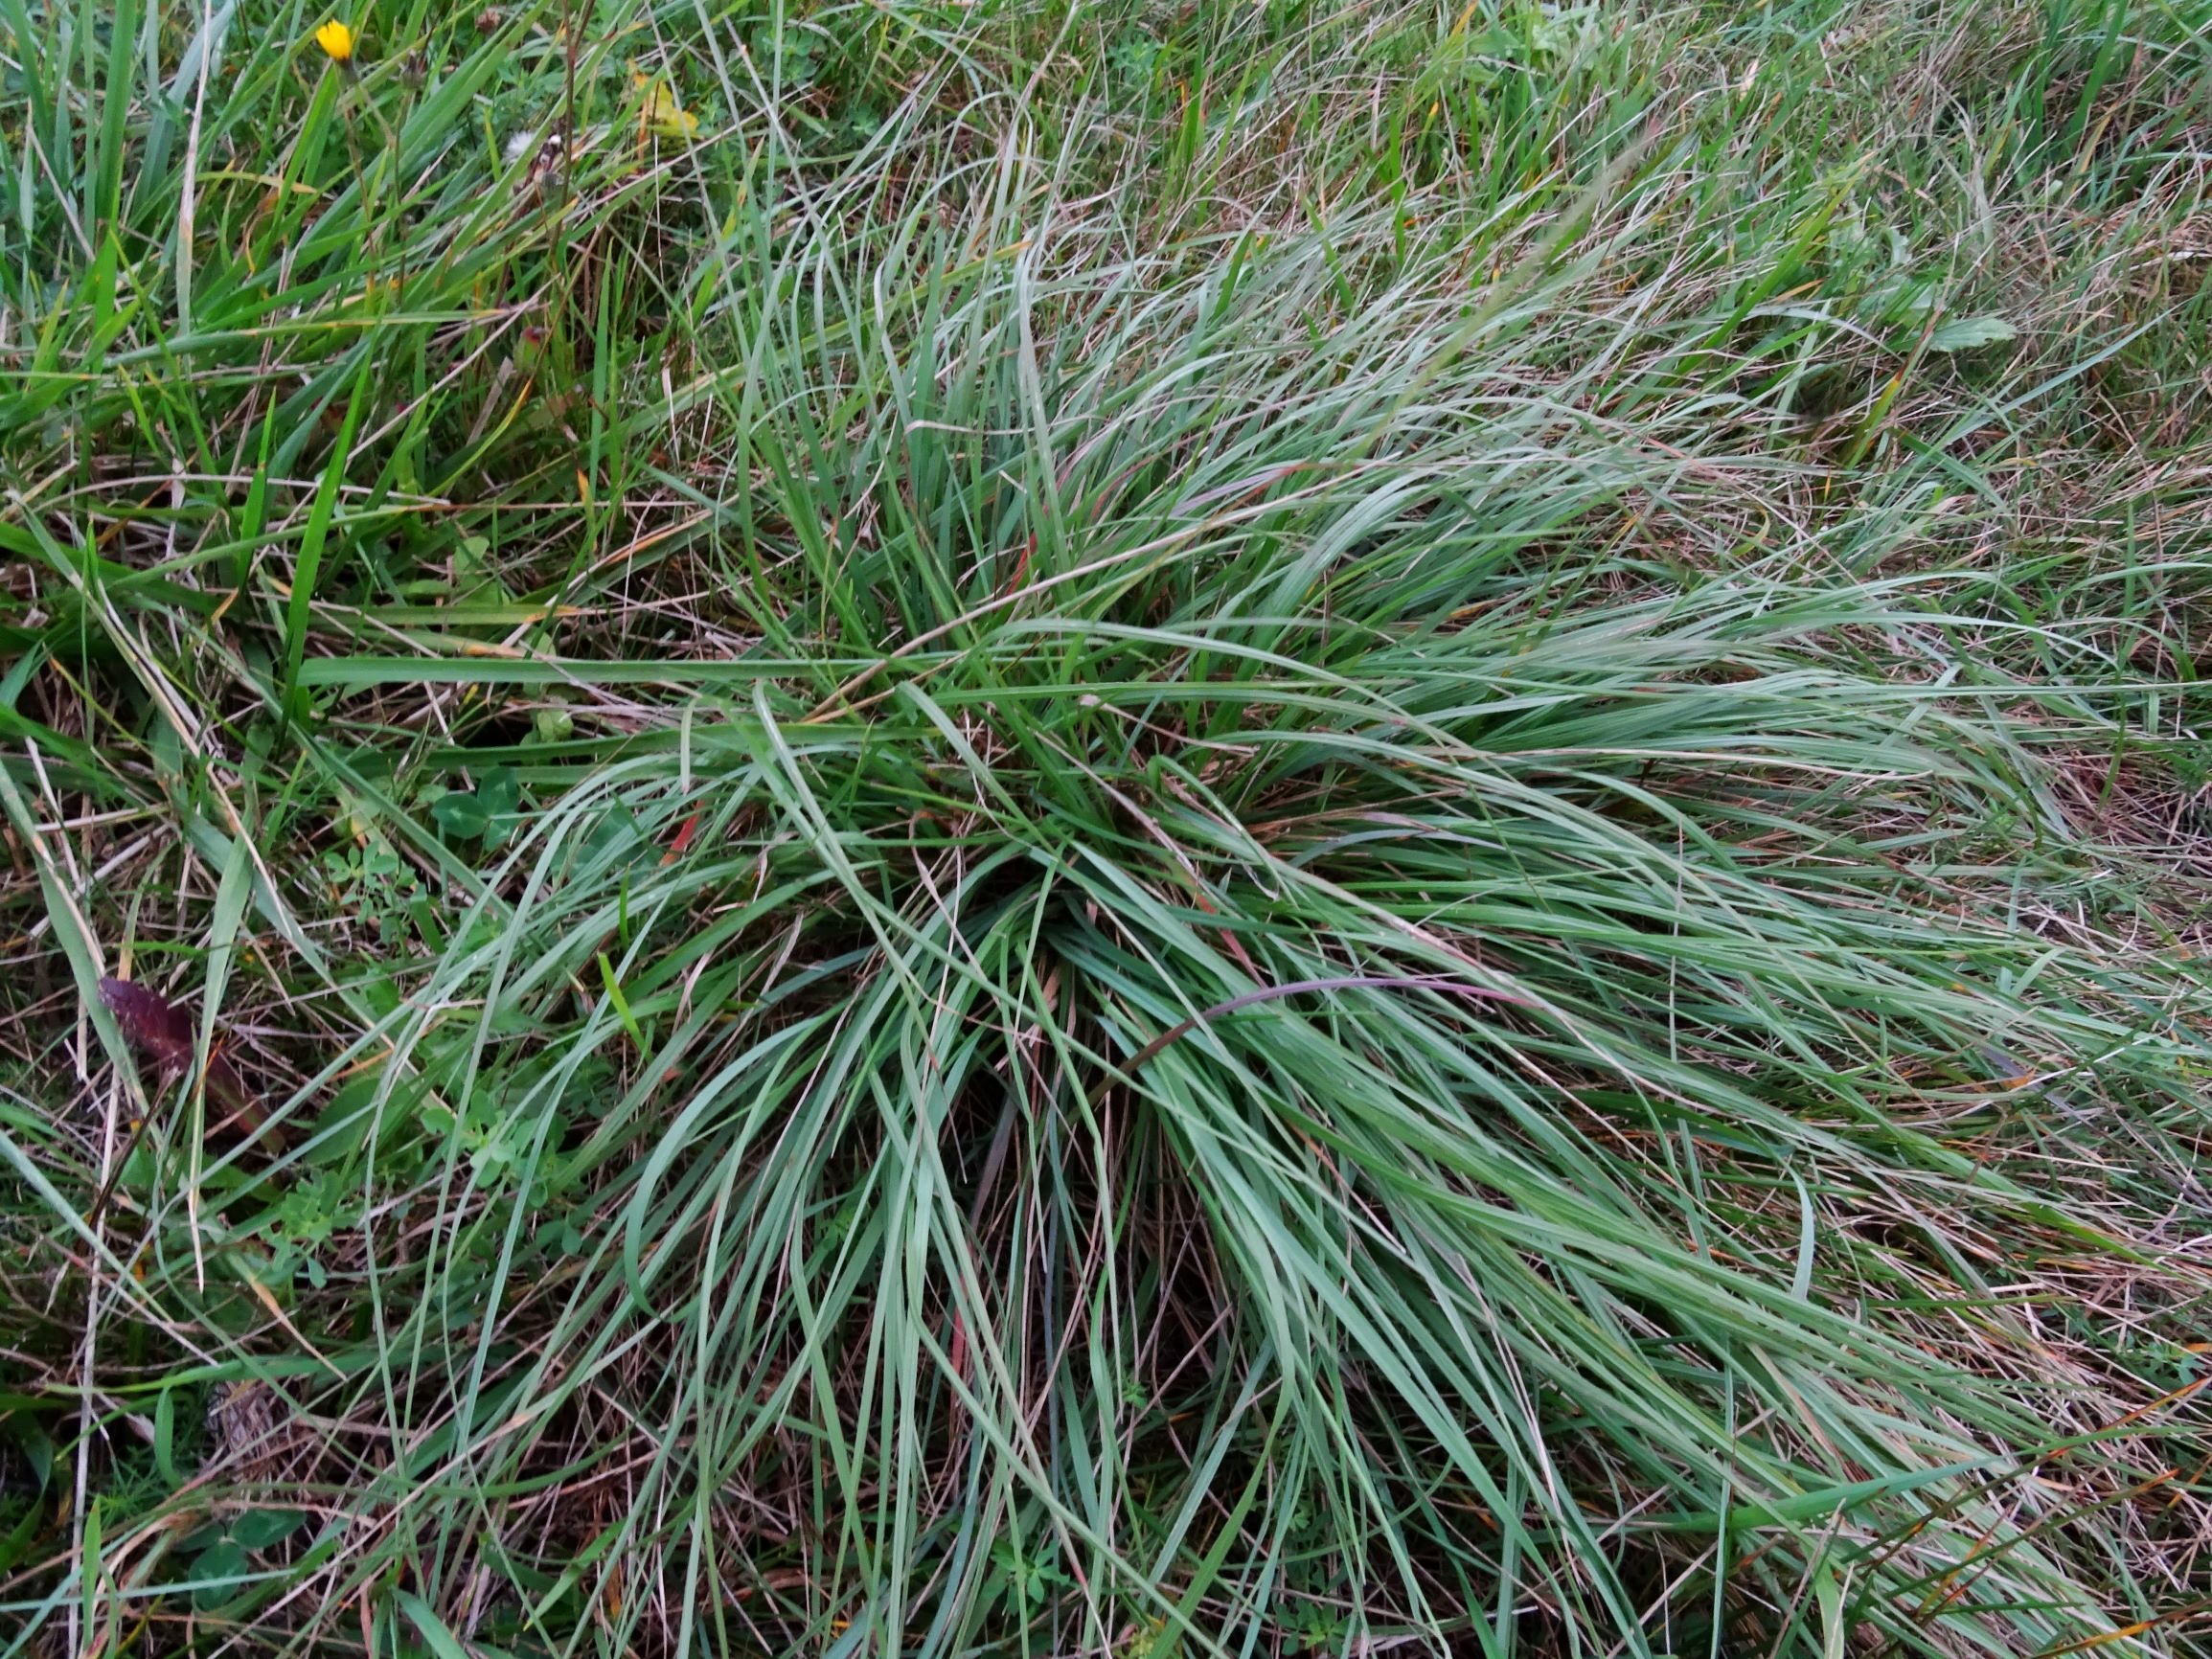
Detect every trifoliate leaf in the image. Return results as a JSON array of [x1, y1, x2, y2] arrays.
[[432, 791, 490, 838]]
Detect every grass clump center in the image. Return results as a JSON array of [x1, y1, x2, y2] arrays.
[[1, 0, 2207, 1655]]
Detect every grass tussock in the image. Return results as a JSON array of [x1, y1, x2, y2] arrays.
[[1, 0, 2209, 1655]]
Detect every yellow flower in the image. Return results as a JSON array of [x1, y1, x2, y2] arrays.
[[314, 19, 354, 62]]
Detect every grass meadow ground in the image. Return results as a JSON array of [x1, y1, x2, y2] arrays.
[[2, 0, 2210, 1654]]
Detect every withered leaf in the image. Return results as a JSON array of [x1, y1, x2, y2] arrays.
[[96, 976, 274, 1144], [98, 976, 194, 1074]]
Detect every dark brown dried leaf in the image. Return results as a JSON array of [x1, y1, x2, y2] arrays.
[[95, 975, 272, 1142], [98, 976, 194, 1075]]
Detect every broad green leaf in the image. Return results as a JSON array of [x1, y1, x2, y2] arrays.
[[1927, 313, 2018, 352]]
